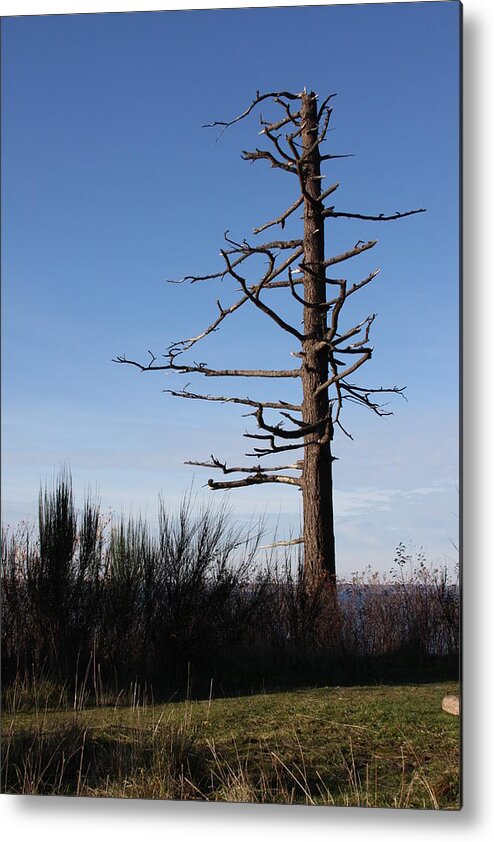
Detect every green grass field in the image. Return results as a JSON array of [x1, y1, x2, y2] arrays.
[[2, 681, 460, 808]]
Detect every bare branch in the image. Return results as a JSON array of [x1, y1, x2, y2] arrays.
[[288, 266, 331, 310], [259, 111, 302, 133], [323, 207, 426, 221], [253, 195, 304, 235], [161, 242, 307, 357], [332, 313, 376, 348], [319, 153, 355, 162], [113, 354, 300, 379], [170, 234, 302, 286], [341, 381, 407, 417], [246, 404, 332, 441], [263, 240, 378, 290], [220, 250, 306, 341], [262, 245, 305, 287], [262, 124, 298, 166], [260, 537, 304, 550], [241, 148, 297, 173], [245, 438, 309, 458], [288, 104, 336, 171], [319, 181, 340, 202], [223, 233, 303, 254], [317, 93, 337, 121], [335, 419, 354, 440], [315, 103, 333, 145], [168, 292, 249, 353], [330, 268, 380, 304], [279, 411, 310, 427], [178, 242, 304, 290], [185, 455, 303, 476], [315, 349, 372, 396], [164, 388, 301, 412], [322, 239, 378, 268], [205, 474, 302, 491], [203, 90, 302, 138], [326, 278, 346, 344]]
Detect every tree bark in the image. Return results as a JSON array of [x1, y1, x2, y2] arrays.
[[300, 91, 336, 587]]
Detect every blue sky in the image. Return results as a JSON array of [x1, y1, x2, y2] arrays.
[[1, 2, 460, 575]]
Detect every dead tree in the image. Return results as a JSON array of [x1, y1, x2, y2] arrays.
[[115, 89, 425, 589]]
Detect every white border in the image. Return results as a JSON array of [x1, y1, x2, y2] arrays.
[[0, 0, 470, 14], [1, 0, 493, 839]]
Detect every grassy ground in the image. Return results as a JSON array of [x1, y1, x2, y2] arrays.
[[1, 682, 460, 808]]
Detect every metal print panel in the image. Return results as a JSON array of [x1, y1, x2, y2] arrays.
[[1, 1, 461, 808]]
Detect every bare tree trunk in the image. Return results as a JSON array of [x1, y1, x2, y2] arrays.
[[116, 88, 424, 589], [301, 91, 336, 587]]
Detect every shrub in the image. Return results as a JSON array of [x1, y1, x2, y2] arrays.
[[1, 472, 459, 702]]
